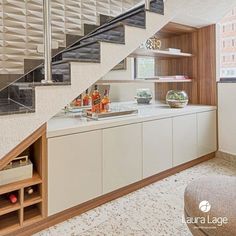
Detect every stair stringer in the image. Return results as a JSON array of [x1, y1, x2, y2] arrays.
[[0, 0, 187, 162]]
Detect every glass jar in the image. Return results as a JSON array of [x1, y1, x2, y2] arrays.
[[135, 88, 153, 104], [166, 90, 189, 108]]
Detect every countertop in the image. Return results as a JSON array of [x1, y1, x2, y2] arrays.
[[47, 102, 216, 138]]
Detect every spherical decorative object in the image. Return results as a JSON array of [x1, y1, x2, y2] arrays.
[[166, 90, 189, 108], [135, 88, 152, 104]]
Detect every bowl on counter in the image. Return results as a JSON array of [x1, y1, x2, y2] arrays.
[[135, 88, 152, 104], [166, 90, 188, 108]]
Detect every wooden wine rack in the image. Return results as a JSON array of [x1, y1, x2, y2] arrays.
[[0, 125, 47, 236]]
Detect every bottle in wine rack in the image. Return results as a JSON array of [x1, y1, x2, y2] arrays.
[[26, 187, 34, 195], [7, 193, 18, 204]]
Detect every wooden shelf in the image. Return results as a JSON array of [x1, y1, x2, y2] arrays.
[[129, 48, 193, 58], [23, 204, 42, 226], [0, 171, 42, 195], [0, 125, 47, 235], [0, 211, 20, 235], [0, 195, 21, 216], [97, 79, 192, 84], [24, 190, 42, 208]]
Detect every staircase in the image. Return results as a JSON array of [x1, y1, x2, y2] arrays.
[[0, 0, 183, 161]]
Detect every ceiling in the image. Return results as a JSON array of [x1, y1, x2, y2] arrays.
[[170, 0, 236, 28]]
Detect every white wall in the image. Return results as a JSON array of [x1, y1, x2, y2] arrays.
[[218, 83, 236, 156], [109, 83, 155, 102], [102, 58, 155, 102], [103, 58, 135, 81]]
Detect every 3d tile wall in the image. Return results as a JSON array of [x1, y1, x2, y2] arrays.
[[0, 0, 141, 74]]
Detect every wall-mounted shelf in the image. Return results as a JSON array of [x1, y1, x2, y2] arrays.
[[0, 125, 47, 236], [129, 48, 193, 58], [97, 79, 192, 84]]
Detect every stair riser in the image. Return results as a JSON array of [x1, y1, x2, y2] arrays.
[[81, 28, 125, 45], [0, 87, 35, 116], [9, 86, 35, 108], [150, 0, 164, 14], [15, 63, 71, 84], [80, 11, 146, 45], [51, 63, 71, 83], [123, 11, 146, 28], [73, 24, 125, 48], [61, 43, 101, 62]]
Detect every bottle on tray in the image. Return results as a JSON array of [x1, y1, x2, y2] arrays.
[[83, 89, 91, 106], [91, 85, 101, 113], [75, 95, 82, 107], [101, 89, 110, 112]]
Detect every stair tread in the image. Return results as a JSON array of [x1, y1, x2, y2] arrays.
[[11, 81, 71, 87], [64, 38, 125, 54]]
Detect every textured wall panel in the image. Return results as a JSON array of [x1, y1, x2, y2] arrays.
[[123, 0, 135, 12], [26, 0, 43, 58], [2, 0, 27, 74], [51, 0, 66, 47], [65, 0, 82, 35], [96, 0, 110, 16], [81, 0, 97, 25], [110, 0, 123, 16]]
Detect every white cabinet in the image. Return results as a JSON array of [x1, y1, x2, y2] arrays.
[[197, 111, 217, 157], [102, 123, 142, 194], [47, 108, 217, 215], [173, 114, 197, 166], [48, 130, 102, 216], [143, 118, 172, 178]]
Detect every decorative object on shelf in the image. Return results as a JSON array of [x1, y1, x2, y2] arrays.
[[164, 48, 181, 53], [166, 90, 189, 108], [145, 37, 161, 50], [112, 59, 127, 70], [0, 156, 33, 186], [158, 75, 189, 80], [142, 75, 190, 81], [135, 88, 153, 104]]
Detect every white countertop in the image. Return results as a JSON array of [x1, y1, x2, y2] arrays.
[[47, 102, 216, 138]]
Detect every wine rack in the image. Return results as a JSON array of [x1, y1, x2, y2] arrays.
[[0, 125, 47, 235]]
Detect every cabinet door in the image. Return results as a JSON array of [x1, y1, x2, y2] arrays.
[[102, 123, 142, 194], [197, 111, 217, 157], [48, 130, 102, 216], [173, 114, 197, 166], [143, 118, 172, 178]]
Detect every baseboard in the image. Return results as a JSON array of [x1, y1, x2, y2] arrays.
[[8, 152, 215, 236], [216, 151, 236, 164]]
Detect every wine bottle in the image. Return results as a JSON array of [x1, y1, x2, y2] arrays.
[[8, 193, 18, 204]]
